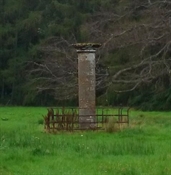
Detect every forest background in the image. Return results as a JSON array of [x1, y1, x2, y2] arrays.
[[1, 0, 171, 110]]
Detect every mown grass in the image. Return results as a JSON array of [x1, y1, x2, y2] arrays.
[[0, 107, 171, 175]]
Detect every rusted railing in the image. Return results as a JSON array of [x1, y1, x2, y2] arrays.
[[43, 107, 130, 132]]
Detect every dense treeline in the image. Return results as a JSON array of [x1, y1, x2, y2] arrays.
[[1, 0, 171, 110]]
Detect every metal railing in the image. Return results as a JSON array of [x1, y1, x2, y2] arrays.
[[43, 107, 130, 132]]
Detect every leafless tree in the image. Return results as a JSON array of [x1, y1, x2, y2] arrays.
[[27, 0, 171, 100], [82, 0, 171, 92], [26, 37, 77, 100], [27, 36, 108, 100]]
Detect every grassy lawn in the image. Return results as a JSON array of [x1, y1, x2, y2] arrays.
[[0, 107, 171, 175]]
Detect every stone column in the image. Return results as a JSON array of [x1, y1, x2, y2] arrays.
[[72, 43, 101, 129]]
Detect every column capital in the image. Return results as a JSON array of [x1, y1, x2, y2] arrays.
[[72, 43, 101, 53]]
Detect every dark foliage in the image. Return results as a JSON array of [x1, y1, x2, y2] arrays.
[[0, 0, 171, 110]]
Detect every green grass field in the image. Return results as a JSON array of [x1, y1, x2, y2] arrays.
[[0, 107, 171, 175]]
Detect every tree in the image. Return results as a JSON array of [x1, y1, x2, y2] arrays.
[[1, 0, 171, 108], [26, 36, 108, 103], [26, 0, 171, 109], [81, 0, 171, 93]]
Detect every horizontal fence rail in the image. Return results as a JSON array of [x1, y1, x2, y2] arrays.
[[43, 107, 130, 132]]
